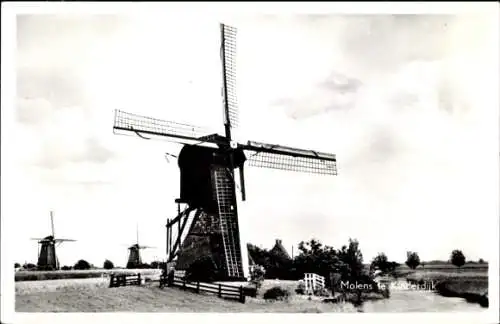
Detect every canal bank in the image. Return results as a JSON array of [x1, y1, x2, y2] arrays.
[[406, 276, 489, 308], [359, 279, 487, 312]]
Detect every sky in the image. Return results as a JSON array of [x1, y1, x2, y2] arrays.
[[6, 12, 499, 268]]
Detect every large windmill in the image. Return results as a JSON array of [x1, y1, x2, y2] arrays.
[[126, 224, 155, 268], [113, 23, 337, 281], [31, 211, 76, 270]]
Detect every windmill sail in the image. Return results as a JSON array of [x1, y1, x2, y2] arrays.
[[113, 110, 220, 146], [220, 23, 238, 134], [241, 141, 337, 175]]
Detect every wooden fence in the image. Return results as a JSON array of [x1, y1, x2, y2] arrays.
[[109, 273, 142, 288], [160, 274, 246, 303]]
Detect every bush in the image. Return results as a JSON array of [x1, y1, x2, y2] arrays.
[[15, 263, 21, 269], [103, 259, 114, 270], [250, 265, 266, 289], [314, 287, 330, 297], [295, 280, 305, 295], [185, 256, 220, 282], [74, 259, 91, 270], [263, 286, 290, 302], [61, 265, 72, 270], [478, 258, 485, 264], [23, 263, 36, 270]]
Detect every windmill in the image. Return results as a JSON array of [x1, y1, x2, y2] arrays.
[[126, 224, 155, 268], [112, 23, 338, 281], [31, 211, 76, 270]]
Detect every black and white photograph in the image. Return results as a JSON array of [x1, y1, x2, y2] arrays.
[[1, 2, 499, 323]]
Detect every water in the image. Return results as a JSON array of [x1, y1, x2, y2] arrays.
[[359, 279, 486, 312]]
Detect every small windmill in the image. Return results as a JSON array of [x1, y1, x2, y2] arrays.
[[126, 224, 155, 268], [113, 23, 337, 280], [31, 211, 76, 270]]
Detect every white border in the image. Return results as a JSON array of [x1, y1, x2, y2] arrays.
[[2, 2, 499, 324]]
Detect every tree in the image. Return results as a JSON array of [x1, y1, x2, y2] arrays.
[[371, 253, 399, 274], [478, 258, 485, 264], [103, 259, 114, 270], [293, 238, 340, 281], [405, 251, 420, 270], [450, 250, 466, 268], [337, 238, 364, 279], [371, 253, 389, 273], [74, 259, 91, 270], [14, 263, 21, 269]]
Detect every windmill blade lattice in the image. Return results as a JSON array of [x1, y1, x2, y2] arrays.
[[113, 110, 216, 144], [55, 238, 77, 242], [220, 24, 239, 131], [242, 141, 338, 175]]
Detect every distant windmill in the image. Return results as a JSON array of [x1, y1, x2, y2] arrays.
[[126, 224, 155, 269], [31, 211, 76, 270]]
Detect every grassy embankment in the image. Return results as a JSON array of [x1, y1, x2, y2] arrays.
[[16, 278, 358, 313], [394, 263, 489, 307], [15, 268, 162, 282]]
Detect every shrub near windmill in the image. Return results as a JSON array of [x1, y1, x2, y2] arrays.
[[113, 23, 338, 281], [30, 211, 76, 271]]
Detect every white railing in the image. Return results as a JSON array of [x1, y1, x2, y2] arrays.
[[304, 273, 325, 294]]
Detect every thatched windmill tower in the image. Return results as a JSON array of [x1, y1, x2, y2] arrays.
[[31, 211, 76, 270], [126, 224, 154, 268], [270, 239, 291, 261]]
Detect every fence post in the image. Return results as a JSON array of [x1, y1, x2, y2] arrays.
[[218, 284, 222, 297], [109, 274, 114, 288], [239, 286, 245, 303], [183, 278, 186, 290], [138, 273, 141, 286], [196, 281, 200, 293]]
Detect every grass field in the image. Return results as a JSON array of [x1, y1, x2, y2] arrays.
[[15, 279, 358, 313], [15, 269, 162, 282]]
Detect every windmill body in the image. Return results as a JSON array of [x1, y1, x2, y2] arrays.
[[126, 225, 155, 268], [31, 211, 76, 270], [113, 23, 338, 281], [36, 236, 58, 270], [127, 244, 143, 268]]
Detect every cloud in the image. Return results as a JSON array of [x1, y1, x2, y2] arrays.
[[36, 136, 115, 170], [17, 66, 86, 112], [15, 15, 121, 174], [16, 97, 54, 125], [252, 15, 461, 122], [15, 98, 116, 171], [273, 71, 363, 119]]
